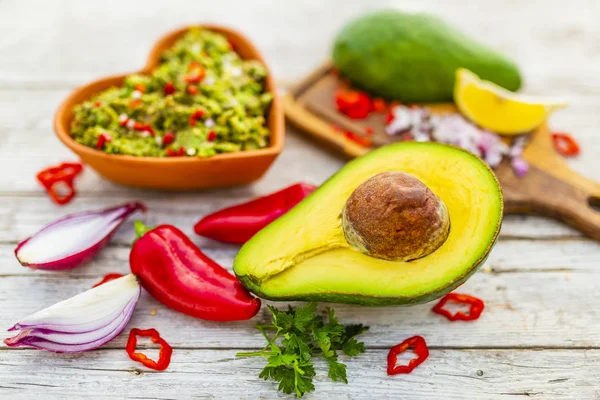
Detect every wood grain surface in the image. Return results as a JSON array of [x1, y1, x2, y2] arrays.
[[0, 0, 599, 399]]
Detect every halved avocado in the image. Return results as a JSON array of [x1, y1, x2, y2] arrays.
[[233, 142, 503, 306]]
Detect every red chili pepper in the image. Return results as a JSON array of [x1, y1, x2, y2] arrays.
[[36, 162, 83, 205], [187, 85, 198, 95], [552, 132, 580, 157], [126, 328, 172, 371], [134, 83, 146, 93], [387, 336, 429, 375], [119, 116, 130, 127], [162, 132, 175, 146], [95, 133, 112, 149], [163, 82, 175, 95], [334, 89, 372, 119], [207, 130, 216, 142], [130, 222, 261, 321], [92, 273, 124, 288], [194, 183, 317, 244], [177, 146, 185, 156], [432, 293, 485, 321]]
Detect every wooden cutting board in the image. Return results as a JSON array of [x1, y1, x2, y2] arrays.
[[283, 64, 600, 241]]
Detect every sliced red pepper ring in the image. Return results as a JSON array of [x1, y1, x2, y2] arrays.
[[387, 335, 429, 375], [126, 328, 173, 371], [36, 162, 84, 205], [432, 293, 485, 321], [92, 273, 125, 288], [552, 132, 580, 157]]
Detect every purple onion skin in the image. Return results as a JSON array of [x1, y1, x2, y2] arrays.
[[15, 202, 146, 271], [4, 280, 140, 353]]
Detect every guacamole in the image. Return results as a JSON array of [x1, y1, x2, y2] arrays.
[[70, 28, 273, 157]]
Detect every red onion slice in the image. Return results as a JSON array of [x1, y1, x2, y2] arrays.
[[15, 202, 146, 270], [4, 274, 140, 353]]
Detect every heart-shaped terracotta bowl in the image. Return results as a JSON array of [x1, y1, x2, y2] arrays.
[[54, 25, 284, 191]]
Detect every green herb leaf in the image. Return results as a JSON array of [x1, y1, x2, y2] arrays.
[[326, 356, 348, 384], [237, 303, 368, 398]]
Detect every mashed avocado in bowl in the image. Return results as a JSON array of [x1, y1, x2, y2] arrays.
[[70, 28, 273, 158]]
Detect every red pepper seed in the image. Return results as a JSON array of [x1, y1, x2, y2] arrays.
[[365, 127, 374, 136]]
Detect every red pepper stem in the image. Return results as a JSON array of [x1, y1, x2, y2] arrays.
[[134, 221, 153, 240]]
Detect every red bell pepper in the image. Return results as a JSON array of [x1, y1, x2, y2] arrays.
[[387, 335, 429, 375], [194, 183, 317, 244], [431, 293, 485, 321], [130, 222, 261, 321]]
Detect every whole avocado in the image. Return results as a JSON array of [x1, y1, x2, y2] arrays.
[[332, 10, 522, 103]]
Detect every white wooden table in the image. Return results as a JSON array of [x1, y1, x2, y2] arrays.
[[1, 1, 599, 398]]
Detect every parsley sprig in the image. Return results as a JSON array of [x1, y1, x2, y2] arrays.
[[236, 302, 368, 398]]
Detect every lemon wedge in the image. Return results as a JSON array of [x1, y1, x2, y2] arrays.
[[454, 68, 567, 135]]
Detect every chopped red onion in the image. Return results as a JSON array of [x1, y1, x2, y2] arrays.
[[511, 157, 530, 177], [4, 274, 140, 353], [385, 105, 529, 174], [15, 202, 145, 270]]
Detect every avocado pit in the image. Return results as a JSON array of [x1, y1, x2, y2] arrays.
[[341, 171, 450, 261]]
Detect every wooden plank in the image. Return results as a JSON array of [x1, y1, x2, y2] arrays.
[[3, 238, 598, 277], [0, 193, 585, 246], [0, 348, 599, 399], [1, 268, 598, 349]]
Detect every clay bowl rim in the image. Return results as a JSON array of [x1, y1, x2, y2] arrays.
[[53, 24, 284, 165]]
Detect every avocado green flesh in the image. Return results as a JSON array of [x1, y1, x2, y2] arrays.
[[234, 142, 503, 306], [332, 10, 522, 103]]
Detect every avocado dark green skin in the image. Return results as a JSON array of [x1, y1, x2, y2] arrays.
[[332, 10, 522, 103], [237, 249, 493, 307]]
